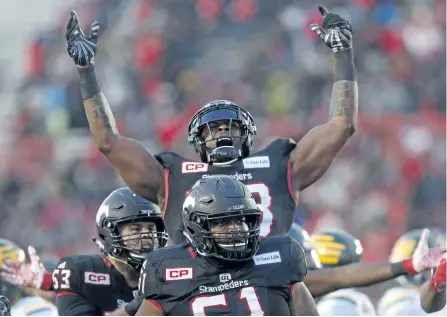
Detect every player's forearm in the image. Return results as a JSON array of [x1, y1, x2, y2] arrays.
[[329, 49, 358, 134], [77, 65, 119, 152], [306, 262, 396, 297], [420, 279, 446, 313]]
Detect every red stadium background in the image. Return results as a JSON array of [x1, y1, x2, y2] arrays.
[[0, 0, 445, 302]]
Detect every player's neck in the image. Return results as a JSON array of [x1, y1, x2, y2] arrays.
[[108, 256, 140, 288]]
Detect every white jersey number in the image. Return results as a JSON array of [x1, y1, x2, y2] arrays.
[[245, 183, 273, 237], [191, 287, 265, 316]]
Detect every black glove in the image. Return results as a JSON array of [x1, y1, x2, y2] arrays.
[[0, 296, 11, 316], [66, 10, 100, 66], [309, 5, 352, 53]]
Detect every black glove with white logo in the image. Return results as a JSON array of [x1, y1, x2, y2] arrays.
[[0, 296, 11, 316], [309, 5, 352, 53], [66, 10, 100, 66]]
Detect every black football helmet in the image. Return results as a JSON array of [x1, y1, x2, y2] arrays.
[[310, 228, 363, 268], [389, 228, 446, 286], [182, 175, 261, 261], [188, 100, 257, 164], [288, 223, 322, 270], [94, 188, 168, 270]]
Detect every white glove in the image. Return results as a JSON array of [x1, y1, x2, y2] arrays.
[[1, 246, 46, 289]]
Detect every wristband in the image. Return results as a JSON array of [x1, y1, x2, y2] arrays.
[[41, 271, 54, 291], [335, 48, 355, 82], [390, 259, 415, 278], [77, 66, 101, 100]]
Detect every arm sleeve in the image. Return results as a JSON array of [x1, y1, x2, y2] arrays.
[[56, 294, 100, 316]]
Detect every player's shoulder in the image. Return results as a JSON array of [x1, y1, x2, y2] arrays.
[[255, 138, 296, 157], [257, 235, 303, 257], [155, 151, 188, 169], [256, 236, 307, 281], [53, 254, 111, 293], [57, 253, 107, 272], [144, 243, 192, 266]]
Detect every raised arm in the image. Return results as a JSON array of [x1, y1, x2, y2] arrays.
[[289, 5, 357, 192], [65, 11, 164, 203]]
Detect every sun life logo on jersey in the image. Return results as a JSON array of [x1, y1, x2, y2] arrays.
[[242, 156, 270, 169]]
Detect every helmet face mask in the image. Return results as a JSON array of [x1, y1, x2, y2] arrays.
[[95, 188, 168, 270], [112, 218, 167, 264], [182, 175, 261, 261], [188, 101, 256, 163]]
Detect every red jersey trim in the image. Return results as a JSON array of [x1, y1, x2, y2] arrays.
[[162, 168, 169, 219], [56, 291, 78, 298], [287, 160, 298, 205], [147, 299, 163, 312]]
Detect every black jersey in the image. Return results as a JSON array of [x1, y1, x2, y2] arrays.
[[53, 254, 136, 315], [139, 236, 307, 316], [156, 138, 297, 244]]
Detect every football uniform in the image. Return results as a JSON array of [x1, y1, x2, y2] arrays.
[[139, 236, 307, 316], [317, 288, 376, 316], [377, 286, 427, 316], [11, 296, 58, 316], [53, 254, 136, 315], [156, 138, 297, 244]]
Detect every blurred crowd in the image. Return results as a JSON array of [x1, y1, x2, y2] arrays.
[[0, 0, 445, 278]]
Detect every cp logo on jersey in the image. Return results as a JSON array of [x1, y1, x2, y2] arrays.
[[165, 267, 193, 281], [84, 272, 110, 285], [182, 162, 208, 173]]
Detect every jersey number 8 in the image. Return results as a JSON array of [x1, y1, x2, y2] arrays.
[[185, 182, 274, 237]]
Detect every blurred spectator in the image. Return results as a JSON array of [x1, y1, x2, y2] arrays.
[[0, 1, 444, 303]]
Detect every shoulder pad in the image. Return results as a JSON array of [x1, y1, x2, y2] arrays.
[[255, 236, 307, 286], [155, 152, 185, 169], [262, 138, 296, 157], [53, 254, 105, 295], [53, 255, 86, 294], [139, 244, 193, 299]]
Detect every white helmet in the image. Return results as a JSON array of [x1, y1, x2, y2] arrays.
[[11, 296, 58, 316], [317, 289, 376, 316]]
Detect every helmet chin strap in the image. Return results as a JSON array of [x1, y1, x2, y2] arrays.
[[207, 137, 241, 165]]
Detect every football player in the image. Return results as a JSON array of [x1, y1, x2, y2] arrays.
[[50, 188, 166, 315], [136, 175, 318, 315], [65, 5, 357, 245], [420, 255, 446, 314], [377, 228, 445, 316], [0, 239, 57, 316], [286, 224, 444, 300], [310, 228, 376, 315], [11, 296, 58, 316]]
